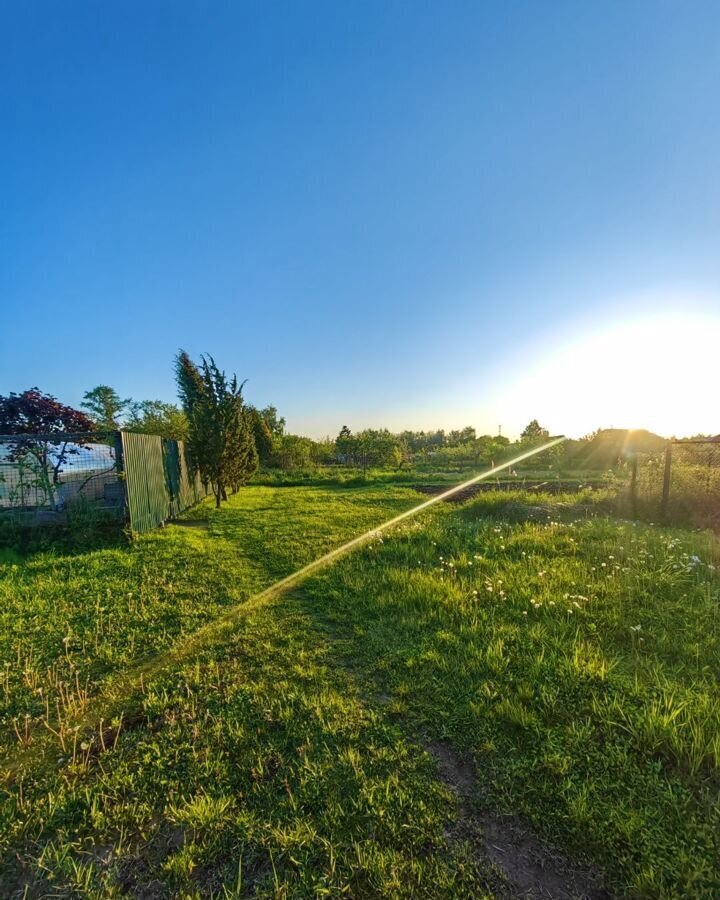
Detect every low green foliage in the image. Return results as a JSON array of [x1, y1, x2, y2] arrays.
[[631, 456, 720, 531], [306, 495, 719, 896], [251, 466, 457, 487], [1, 482, 718, 897]]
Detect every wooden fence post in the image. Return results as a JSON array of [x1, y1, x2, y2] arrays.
[[660, 442, 673, 523]]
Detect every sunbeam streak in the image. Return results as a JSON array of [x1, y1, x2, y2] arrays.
[[255, 435, 567, 598], [2, 436, 565, 777]]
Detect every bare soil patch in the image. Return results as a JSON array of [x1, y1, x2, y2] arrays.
[[428, 741, 612, 900], [412, 481, 605, 503]]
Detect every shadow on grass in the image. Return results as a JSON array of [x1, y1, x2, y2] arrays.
[[0, 515, 128, 558]]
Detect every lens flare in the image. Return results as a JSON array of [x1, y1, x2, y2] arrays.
[[256, 435, 567, 597], [6, 435, 564, 775]]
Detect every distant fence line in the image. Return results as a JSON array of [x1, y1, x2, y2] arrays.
[[0, 431, 210, 534], [628, 440, 720, 531]]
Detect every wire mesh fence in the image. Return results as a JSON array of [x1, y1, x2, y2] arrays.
[[664, 440, 720, 530], [0, 431, 211, 533], [628, 440, 720, 530], [0, 433, 124, 524]]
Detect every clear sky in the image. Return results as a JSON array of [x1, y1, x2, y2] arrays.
[[2, 2, 719, 439]]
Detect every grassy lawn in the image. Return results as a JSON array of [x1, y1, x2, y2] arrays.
[[306, 494, 719, 897], [1, 483, 718, 897], [0, 484, 417, 758]]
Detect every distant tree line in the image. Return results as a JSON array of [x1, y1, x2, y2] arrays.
[[332, 425, 515, 473], [6, 355, 677, 512], [0, 381, 559, 499], [80, 384, 192, 441], [79, 383, 283, 451]]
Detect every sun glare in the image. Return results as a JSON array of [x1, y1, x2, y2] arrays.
[[493, 312, 720, 438]]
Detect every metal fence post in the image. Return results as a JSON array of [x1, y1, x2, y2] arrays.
[[629, 455, 638, 520], [114, 430, 129, 525], [660, 442, 673, 523]]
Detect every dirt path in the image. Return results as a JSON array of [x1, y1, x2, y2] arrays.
[[428, 741, 613, 900]]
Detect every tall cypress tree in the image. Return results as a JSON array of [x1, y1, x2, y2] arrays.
[[175, 351, 257, 507], [175, 350, 207, 477], [247, 406, 275, 466], [175, 351, 205, 418]]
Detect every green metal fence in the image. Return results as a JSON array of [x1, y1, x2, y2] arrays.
[[120, 431, 210, 533]]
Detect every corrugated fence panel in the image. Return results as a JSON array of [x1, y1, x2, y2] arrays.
[[177, 443, 207, 510], [164, 439, 182, 518], [120, 432, 210, 533], [121, 432, 169, 533]]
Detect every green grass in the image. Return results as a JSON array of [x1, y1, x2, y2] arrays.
[[0, 483, 416, 758], [251, 464, 615, 489], [633, 460, 720, 531], [251, 465, 464, 487], [1, 482, 718, 897], [306, 495, 720, 896]]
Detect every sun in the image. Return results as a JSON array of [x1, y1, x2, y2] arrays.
[[493, 312, 720, 439]]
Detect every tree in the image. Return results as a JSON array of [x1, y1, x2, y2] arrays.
[[81, 385, 130, 430], [260, 405, 286, 438], [447, 426, 476, 447], [176, 351, 206, 418], [247, 406, 274, 466], [521, 419, 550, 443], [360, 429, 402, 471], [335, 425, 354, 464], [226, 405, 258, 493], [310, 437, 336, 466], [175, 352, 257, 507], [394, 437, 411, 469], [473, 434, 510, 466], [273, 434, 314, 470], [126, 400, 190, 441], [176, 350, 210, 476], [0, 388, 95, 505], [335, 428, 401, 474]]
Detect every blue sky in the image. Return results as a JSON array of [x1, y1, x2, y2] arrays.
[[2, 2, 719, 438]]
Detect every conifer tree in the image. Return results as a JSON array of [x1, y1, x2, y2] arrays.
[[81, 385, 130, 430], [175, 350, 207, 476], [247, 407, 275, 465], [174, 351, 257, 507], [175, 351, 206, 418]]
